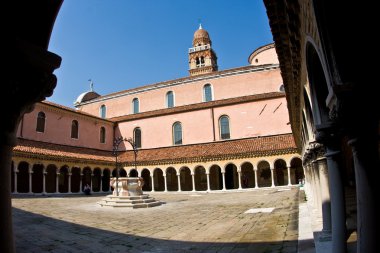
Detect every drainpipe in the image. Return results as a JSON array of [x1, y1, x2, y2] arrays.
[[211, 108, 216, 141]]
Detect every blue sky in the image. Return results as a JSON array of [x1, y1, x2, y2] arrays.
[[48, 0, 273, 108]]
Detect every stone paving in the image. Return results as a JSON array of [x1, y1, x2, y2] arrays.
[[12, 188, 301, 253]]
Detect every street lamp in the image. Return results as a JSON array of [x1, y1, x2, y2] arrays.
[[112, 136, 126, 196], [125, 137, 138, 176]]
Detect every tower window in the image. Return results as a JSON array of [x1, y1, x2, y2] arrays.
[[219, 115, 231, 140], [173, 122, 182, 145], [196, 57, 200, 67], [200, 56, 205, 65], [100, 105, 106, 118], [203, 84, 213, 102], [36, 111, 46, 133], [166, 91, 174, 108], [134, 127, 142, 148], [100, 127, 106, 143], [71, 120, 79, 139], [132, 98, 139, 114]]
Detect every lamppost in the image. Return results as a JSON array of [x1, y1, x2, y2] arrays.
[[125, 137, 138, 176], [113, 136, 126, 196]]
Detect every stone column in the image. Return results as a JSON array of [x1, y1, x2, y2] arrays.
[[206, 172, 211, 192], [254, 168, 258, 188], [287, 166, 292, 185], [13, 162, 18, 193], [42, 170, 46, 194], [221, 172, 226, 190], [79, 173, 83, 192], [163, 175, 168, 192], [270, 167, 275, 187], [28, 164, 33, 193], [90, 174, 94, 193], [99, 173, 103, 193], [68, 173, 72, 193], [325, 148, 346, 253], [177, 174, 181, 192], [348, 137, 377, 253], [191, 173, 196, 191], [237, 170, 242, 190], [56, 173, 60, 193], [151, 175, 155, 192], [312, 161, 322, 217], [317, 158, 332, 235]]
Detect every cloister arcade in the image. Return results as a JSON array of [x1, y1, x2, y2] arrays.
[[11, 156, 303, 195]]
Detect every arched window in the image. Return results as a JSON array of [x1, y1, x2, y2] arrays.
[[100, 127, 106, 143], [134, 127, 141, 148], [71, 120, 79, 139], [132, 98, 139, 114], [196, 57, 200, 67], [200, 56, 205, 65], [203, 84, 213, 102], [219, 115, 230, 140], [100, 105, 106, 118], [36, 111, 46, 133], [166, 91, 174, 108], [279, 84, 285, 92], [173, 122, 182, 145]]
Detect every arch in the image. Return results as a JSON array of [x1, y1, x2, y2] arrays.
[[290, 157, 304, 185], [132, 97, 139, 114], [209, 165, 223, 190], [102, 169, 111, 192], [306, 42, 331, 125], [274, 159, 287, 186], [194, 166, 207, 191], [71, 120, 79, 139], [173, 122, 183, 145], [203, 83, 213, 102], [32, 164, 44, 193], [17, 162, 29, 193], [71, 167, 81, 193], [100, 127, 106, 144], [119, 168, 127, 177], [82, 167, 92, 191], [219, 115, 231, 140], [241, 162, 255, 188], [166, 91, 174, 108], [153, 168, 164, 191], [36, 111, 46, 133], [279, 84, 285, 92], [196, 57, 200, 67], [100, 104, 106, 119], [225, 163, 238, 189], [92, 168, 102, 192], [45, 164, 57, 193], [141, 169, 151, 191], [133, 127, 141, 148], [129, 169, 138, 177], [179, 167, 192, 191], [257, 160, 271, 187], [58, 165, 69, 193], [166, 167, 178, 191]]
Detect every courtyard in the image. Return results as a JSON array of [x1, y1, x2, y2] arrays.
[[12, 188, 302, 253]]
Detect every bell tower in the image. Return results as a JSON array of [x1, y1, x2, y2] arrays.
[[188, 24, 218, 76]]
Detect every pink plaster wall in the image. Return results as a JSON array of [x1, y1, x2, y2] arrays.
[[116, 96, 291, 149], [249, 46, 279, 66], [18, 103, 114, 150], [77, 68, 283, 119]]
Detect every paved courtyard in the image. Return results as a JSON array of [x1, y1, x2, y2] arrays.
[[12, 188, 301, 253]]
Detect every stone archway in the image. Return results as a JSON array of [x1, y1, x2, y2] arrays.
[[46, 164, 57, 193], [32, 164, 44, 193], [166, 167, 178, 191], [180, 167, 192, 191], [102, 169, 111, 192], [274, 159, 287, 186], [194, 166, 207, 191], [241, 162, 255, 188], [92, 168, 102, 192], [153, 168, 164, 191], [257, 161, 271, 187], [290, 157, 304, 185], [71, 167, 81, 193], [129, 169, 138, 177], [58, 165, 69, 193], [209, 165, 223, 190], [225, 164, 238, 189], [82, 167, 92, 191], [141, 169, 151, 191], [17, 162, 29, 193]]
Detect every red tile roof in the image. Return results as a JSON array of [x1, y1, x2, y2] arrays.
[[13, 134, 297, 166], [111, 92, 285, 122]]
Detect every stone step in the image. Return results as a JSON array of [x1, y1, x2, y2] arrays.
[[102, 198, 157, 204], [98, 200, 162, 208]]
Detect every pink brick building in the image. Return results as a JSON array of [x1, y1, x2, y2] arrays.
[[11, 26, 302, 194]]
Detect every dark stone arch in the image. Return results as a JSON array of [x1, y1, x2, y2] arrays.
[[82, 167, 92, 191], [129, 169, 138, 177], [209, 165, 223, 190], [102, 169, 111, 192], [241, 162, 255, 188], [179, 167, 192, 191], [17, 162, 29, 193], [32, 164, 44, 193], [141, 169, 151, 191], [153, 169, 164, 191], [194, 166, 207, 191], [71, 167, 81, 193], [58, 166, 69, 193], [166, 167, 178, 191], [257, 161, 271, 187], [92, 168, 102, 192], [46, 164, 57, 193], [290, 157, 304, 185], [274, 159, 287, 186], [225, 164, 238, 189]]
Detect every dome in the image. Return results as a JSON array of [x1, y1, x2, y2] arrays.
[[194, 28, 210, 39], [192, 24, 211, 46], [74, 91, 100, 106]]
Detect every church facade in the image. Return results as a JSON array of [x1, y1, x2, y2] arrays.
[[11, 26, 303, 195]]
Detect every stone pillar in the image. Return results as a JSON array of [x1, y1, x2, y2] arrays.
[[163, 175, 168, 192], [254, 168, 258, 188], [270, 167, 275, 187], [99, 173, 103, 193], [177, 174, 181, 192], [348, 137, 377, 253], [191, 173, 196, 191], [317, 158, 332, 234], [90, 174, 94, 193], [151, 175, 155, 192], [287, 166, 292, 186], [312, 161, 322, 217], [80, 173, 83, 192], [56, 173, 60, 193], [68, 173, 72, 193], [28, 164, 33, 193], [221, 172, 226, 190], [325, 148, 346, 253], [42, 170, 46, 194], [206, 173, 211, 192], [13, 162, 18, 193], [237, 170, 242, 190]]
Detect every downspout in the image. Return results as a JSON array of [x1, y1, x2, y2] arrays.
[[211, 108, 216, 141]]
